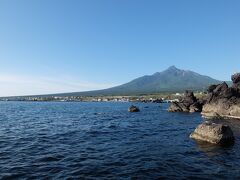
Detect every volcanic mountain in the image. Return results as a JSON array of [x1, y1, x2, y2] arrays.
[[56, 66, 223, 96]]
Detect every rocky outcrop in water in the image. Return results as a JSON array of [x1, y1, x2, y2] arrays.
[[140, 98, 163, 103], [128, 105, 140, 112], [202, 75, 240, 119], [168, 91, 203, 113], [190, 122, 234, 145], [152, 99, 163, 103]]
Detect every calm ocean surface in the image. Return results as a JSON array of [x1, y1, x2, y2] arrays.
[[0, 101, 240, 179]]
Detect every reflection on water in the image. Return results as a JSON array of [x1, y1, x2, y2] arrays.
[[194, 140, 234, 157]]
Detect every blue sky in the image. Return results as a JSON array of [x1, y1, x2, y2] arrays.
[[0, 0, 239, 96]]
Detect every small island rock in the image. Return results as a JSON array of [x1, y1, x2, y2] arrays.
[[128, 105, 140, 112], [190, 122, 234, 145]]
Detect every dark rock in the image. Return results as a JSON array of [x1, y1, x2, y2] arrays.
[[190, 122, 234, 145], [202, 79, 240, 119], [128, 105, 140, 112], [168, 102, 189, 112], [182, 90, 197, 105], [140, 100, 147, 103], [198, 97, 207, 105], [169, 72, 240, 117], [207, 84, 218, 93], [231, 73, 240, 84], [152, 99, 163, 103], [213, 82, 228, 95], [189, 102, 202, 113], [168, 90, 203, 113], [232, 73, 240, 88], [206, 82, 232, 103], [222, 87, 239, 98]]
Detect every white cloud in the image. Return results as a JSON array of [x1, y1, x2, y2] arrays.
[[0, 74, 117, 97]]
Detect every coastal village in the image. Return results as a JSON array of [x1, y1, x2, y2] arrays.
[[0, 93, 188, 103], [0, 89, 208, 103]]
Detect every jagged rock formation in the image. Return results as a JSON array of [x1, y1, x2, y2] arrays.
[[168, 90, 203, 113], [190, 122, 234, 145], [202, 75, 240, 119], [128, 105, 140, 112], [232, 73, 240, 88]]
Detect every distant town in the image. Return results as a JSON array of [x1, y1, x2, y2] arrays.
[[0, 92, 207, 103]]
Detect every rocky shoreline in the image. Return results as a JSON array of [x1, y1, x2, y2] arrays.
[[168, 73, 240, 145], [168, 73, 240, 120], [168, 90, 204, 113], [202, 78, 240, 119]]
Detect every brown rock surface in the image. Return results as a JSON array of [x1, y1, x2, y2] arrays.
[[190, 122, 234, 145], [168, 90, 203, 113], [202, 80, 240, 119], [128, 105, 140, 112]]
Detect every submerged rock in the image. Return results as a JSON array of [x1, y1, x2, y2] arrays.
[[168, 90, 203, 113], [190, 122, 234, 145], [128, 105, 140, 112]]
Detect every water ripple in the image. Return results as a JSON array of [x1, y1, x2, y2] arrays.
[[0, 101, 240, 179]]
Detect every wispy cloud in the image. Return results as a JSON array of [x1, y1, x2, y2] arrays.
[[0, 74, 117, 97]]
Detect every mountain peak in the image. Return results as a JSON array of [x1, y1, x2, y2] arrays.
[[168, 65, 177, 70], [166, 65, 180, 71], [154, 66, 181, 76]]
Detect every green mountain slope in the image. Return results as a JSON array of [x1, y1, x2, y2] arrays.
[[54, 66, 223, 96]]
